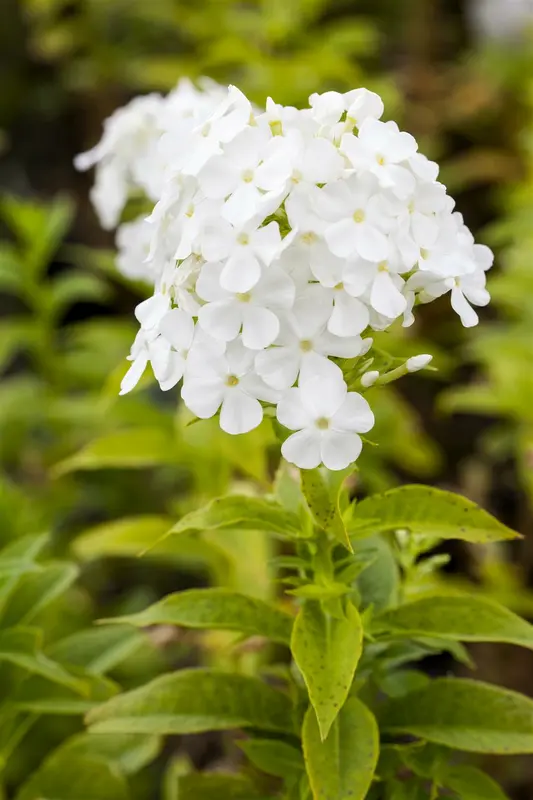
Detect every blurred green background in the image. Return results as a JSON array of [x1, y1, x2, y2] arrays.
[[2, 1, 533, 798]]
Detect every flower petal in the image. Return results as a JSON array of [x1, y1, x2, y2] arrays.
[[370, 270, 407, 318], [299, 370, 347, 418], [320, 431, 363, 471], [328, 292, 370, 337], [198, 301, 242, 341], [276, 387, 313, 430], [331, 392, 375, 433], [181, 378, 224, 418], [159, 309, 195, 351], [220, 389, 263, 434], [451, 286, 479, 328], [242, 306, 280, 349], [119, 352, 148, 395], [356, 224, 389, 262], [255, 347, 300, 390], [220, 251, 262, 293], [281, 429, 322, 469]]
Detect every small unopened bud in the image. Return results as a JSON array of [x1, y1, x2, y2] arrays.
[[360, 337, 373, 356], [361, 370, 379, 387], [406, 354, 433, 373]]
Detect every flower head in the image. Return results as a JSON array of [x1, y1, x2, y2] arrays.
[[78, 81, 494, 471]]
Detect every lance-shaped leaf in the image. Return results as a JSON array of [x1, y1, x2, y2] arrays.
[[0, 534, 48, 613], [238, 739, 304, 780], [303, 696, 379, 800], [15, 752, 129, 800], [443, 765, 510, 800], [74, 516, 174, 559], [167, 496, 302, 540], [105, 588, 293, 645], [53, 428, 180, 475], [48, 732, 161, 777], [0, 562, 78, 627], [87, 668, 293, 735], [380, 678, 533, 753], [48, 626, 146, 675], [301, 468, 352, 551], [291, 600, 363, 740], [372, 594, 533, 649], [0, 627, 86, 693], [349, 485, 518, 543], [171, 773, 265, 800], [12, 672, 118, 715]]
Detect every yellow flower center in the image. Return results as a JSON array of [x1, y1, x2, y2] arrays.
[[378, 261, 389, 272], [236, 292, 252, 303], [237, 233, 250, 246], [300, 231, 318, 246], [376, 154, 386, 166], [334, 282, 344, 291], [225, 375, 239, 387], [353, 209, 365, 224], [316, 417, 330, 430], [300, 339, 313, 352], [242, 169, 254, 184]]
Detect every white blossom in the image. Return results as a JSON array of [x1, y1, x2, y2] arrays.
[[78, 81, 495, 472], [277, 371, 375, 470]]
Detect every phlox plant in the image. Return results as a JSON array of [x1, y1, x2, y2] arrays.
[[34, 78, 533, 799]]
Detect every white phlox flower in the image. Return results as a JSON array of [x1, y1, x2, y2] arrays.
[[115, 216, 154, 283], [79, 82, 495, 470], [182, 338, 279, 435], [278, 371, 375, 471]]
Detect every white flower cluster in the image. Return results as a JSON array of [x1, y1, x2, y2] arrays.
[[77, 82, 493, 471]]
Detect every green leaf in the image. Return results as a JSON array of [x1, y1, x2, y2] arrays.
[[15, 752, 129, 800], [349, 485, 518, 543], [444, 765, 510, 800], [0, 535, 48, 615], [0, 562, 78, 627], [291, 600, 363, 739], [56, 732, 161, 776], [74, 516, 174, 559], [1, 195, 74, 278], [172, 774, 265, 800], [87, 668, 294, 735], [0, 321, 35, 375], [354, 535, 399, 611], [11, 672, 118, 715], [0, 627, 85, 692], [53, 428, 180, 475], [48, 271, 110, 318], [106, 588, 293, 645], [302, 696, 379, 800], [301, 469, 352, 551], [0, 244, 23, 295], [168, 496, 302, 540], [381, 678, 533, 753], [48, 626, 146, 675], [372, 593, 533, 649], [238, 739, 304, 779]]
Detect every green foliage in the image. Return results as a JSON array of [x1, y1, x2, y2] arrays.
[[348, 485, 518, 543], [380, 678, 533, 754], [87, 669, 294, 735], [292, 600, 362, 740], [372, 593, 533, 649], [302, 697, 379, 800], [106, 588, 294, 644]]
